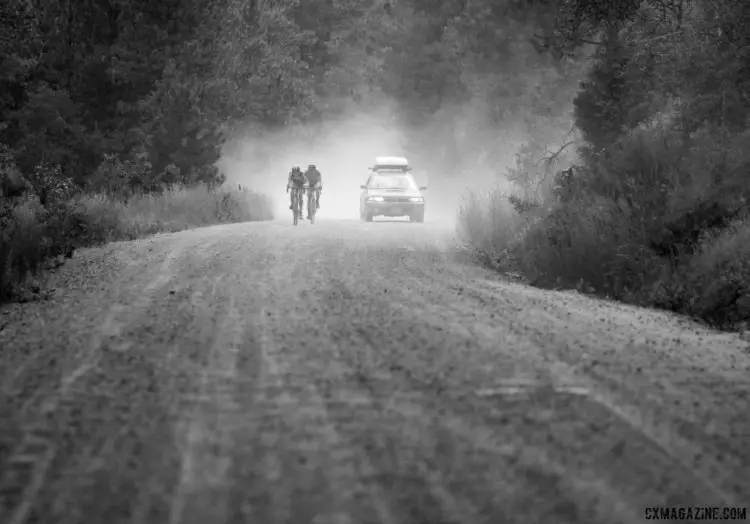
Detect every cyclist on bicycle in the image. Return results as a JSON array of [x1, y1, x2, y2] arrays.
[[287, 165, 306, 213], [304, 163, 322, 219]]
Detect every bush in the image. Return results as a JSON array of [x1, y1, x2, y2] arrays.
[[1, 199, 50, 301], [457, 122, 750, 329], [0, 185, 273, 302], [75, 185, 273, 240], [456, 188, 541, 274], [457, 0, 750, 330], [652, 126, 750, 260], [460, 128, 678, 291], [662, 217, 750, 328]]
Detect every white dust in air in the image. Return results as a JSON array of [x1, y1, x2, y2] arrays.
[[218, 104, 411, 221]]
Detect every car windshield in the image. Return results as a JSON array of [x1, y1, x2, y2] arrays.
[[370, 174, 417, 190]]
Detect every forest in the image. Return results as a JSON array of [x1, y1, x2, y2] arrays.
[[1, 0, 749, 329]]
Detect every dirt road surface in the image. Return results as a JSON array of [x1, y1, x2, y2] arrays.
[[1, 218, 749, 524]]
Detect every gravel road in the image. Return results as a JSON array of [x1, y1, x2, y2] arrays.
[[1, 218, 749, 524]]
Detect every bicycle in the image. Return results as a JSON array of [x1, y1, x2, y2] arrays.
[[288, 185, 304, 226], [306, 184, 321, 224]]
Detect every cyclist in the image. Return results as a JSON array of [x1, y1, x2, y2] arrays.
[[304, 163, 322, 219], [287, 165, 306, 214]]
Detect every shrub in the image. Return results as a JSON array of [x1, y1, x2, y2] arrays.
[[653, 126, 750, 260], [456, 187, 544, 275], [519, 194, 666, 296], [86, 153, 157, 201], [75, 185, 272, 240], [663, 217, 750, 328], [0, 199, 49, 300], [0, 183, 273, 303], [458, 120, 750, 329]]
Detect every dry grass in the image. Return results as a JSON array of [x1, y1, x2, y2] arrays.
[[75, 186, 273, 241], [1, 185, 273, 302], [456, 189, 539, 275]]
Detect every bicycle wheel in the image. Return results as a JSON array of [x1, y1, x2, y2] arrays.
[[292, 189, 299, 226], [309, 191, 316, 224]]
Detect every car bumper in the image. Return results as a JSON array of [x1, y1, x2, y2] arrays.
[[364, 201, 424, 217]]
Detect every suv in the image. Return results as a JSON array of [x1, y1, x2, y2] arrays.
[[359, 156, 426, 222]]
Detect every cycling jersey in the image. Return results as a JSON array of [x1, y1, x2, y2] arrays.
[[305, 168, 321, 186], [288, 170, 306, 187]]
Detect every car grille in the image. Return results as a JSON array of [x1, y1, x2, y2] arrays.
[[383, 196, 413, 203]]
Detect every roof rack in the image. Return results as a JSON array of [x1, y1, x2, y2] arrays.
[[372, 156, 410, 171]]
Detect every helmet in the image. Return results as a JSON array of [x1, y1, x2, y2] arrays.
[[292, 165, 300, 172], [308, 164, 316, 169]]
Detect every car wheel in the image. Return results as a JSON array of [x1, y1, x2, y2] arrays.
[[412, 210, 424, 223], [365, 210, 373, 222]]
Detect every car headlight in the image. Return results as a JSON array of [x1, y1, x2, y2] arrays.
[[409, 197, 423, 202], [367, 196, 384, 202]]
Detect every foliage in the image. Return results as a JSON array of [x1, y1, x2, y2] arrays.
[[0, 0, 589, 190], [458, 0, 750, 329], [1, 184, 271, 301], [4, 0, 749, 329]]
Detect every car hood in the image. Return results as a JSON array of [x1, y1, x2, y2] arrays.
[[365, 188, 422, 198]]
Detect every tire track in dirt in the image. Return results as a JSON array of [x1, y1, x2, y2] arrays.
[[312, 239, 717, 522], [4, 219, 750, 523], [258, 308, 362, 524], [328, 318, 645, 524], [327, 239, 499, 522], [1, 232, 226, 524], [306, 238, 489, 524], [380, 255, 748, 509], [250, 233, 400, 524], [58, 232, 246, 524], [58, 237, 222, 524], [169, 290, 243, 524], [437, 274, 750, 507], [350, 375, 646, 524], [0, 236, 195, 524], [0, 304, 120, 524]]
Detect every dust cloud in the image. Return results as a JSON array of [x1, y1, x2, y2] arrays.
[[217, 98, 530, 228], [219, 104, 408, 221]]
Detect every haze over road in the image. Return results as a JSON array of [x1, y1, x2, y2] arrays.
[[1, 218, 749, 524]]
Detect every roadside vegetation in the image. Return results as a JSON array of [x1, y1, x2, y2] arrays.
[[0, 0, 297, 302], [457, 0, 750, 331], [3, 0, 747, 329], [1, 180, 271, 301]]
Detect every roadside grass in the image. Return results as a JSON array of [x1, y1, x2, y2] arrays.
[[456, 189, 537, 278], [457, 125, 750, 330], [666, 217, 750, 327], [75, 185, 273, 241], [0, 185, 273, 302]]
